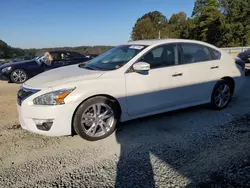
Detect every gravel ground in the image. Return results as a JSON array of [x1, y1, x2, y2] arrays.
[[0, 78, 250, 188]]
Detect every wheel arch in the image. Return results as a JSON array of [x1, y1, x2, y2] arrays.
[[71, 94, 122, 135], [221, 76, 235, 94]]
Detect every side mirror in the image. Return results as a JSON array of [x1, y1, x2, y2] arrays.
[[133, 62, 150, 72]]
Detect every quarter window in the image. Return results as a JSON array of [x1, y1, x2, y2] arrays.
[[209, 48, 221, 60], [140, 44, 179, 69], [181, 43, 213, 64]]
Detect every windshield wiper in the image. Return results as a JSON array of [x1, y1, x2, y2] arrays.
[[79, 63, 96, 70], [79, 63, 114, 71], [84, 66, 96, 70]]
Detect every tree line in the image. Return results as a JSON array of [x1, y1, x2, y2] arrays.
[[0, 39, 113, 59], [131, 0, 250, 47], [1, 0, 249, 59]]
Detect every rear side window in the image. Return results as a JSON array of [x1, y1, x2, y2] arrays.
[[180, 43, 213, 64]]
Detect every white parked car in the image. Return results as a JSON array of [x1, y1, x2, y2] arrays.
[[17, 39, 245, 141]]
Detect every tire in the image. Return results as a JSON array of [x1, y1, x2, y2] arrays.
[[210, 80, 232, 110], [73, 96, 120, 141], [10, 69, 28, 84], [245, 69, 250, 76]]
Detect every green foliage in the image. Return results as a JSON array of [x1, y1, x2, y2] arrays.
[[0, 40, 11, 58], [189, 0, 223, 46], [0, 39, 113, 59], [131, 11, 168, 40], [2, 0, 250, 59], [34, 46, 113, 56], [168, 12, 188, 38], [132, 17, 158, 40], [131, 0, 250, 47], [220, 0, 250, 46]]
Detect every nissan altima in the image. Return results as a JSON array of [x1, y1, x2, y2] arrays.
[[17, 39, 245, 141]]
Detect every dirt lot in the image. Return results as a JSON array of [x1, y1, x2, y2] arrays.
[[0, 79, 250, 188]]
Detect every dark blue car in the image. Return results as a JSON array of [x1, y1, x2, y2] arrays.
[[0, 50, 91, 84]]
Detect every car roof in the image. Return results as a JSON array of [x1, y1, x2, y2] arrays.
[[126, 39, 218, 49], [48, 50, 80, 54]]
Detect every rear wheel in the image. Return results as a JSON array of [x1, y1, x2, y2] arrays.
[[73, 96, 119, 141], [10, 69, 28, 84], [245, 69, 250, 76], [210, 80, 232, 110]]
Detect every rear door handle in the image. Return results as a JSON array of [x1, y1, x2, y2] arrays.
[[172, 73, 183, 77], [211, 66, 219, 69]]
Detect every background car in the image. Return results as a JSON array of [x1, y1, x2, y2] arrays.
[[0, 50, 91, 84], [234, 57, 246, 74], [85, 54, 99, 59], [238, 48, 250, 74], [17, 39, 245, 141], [238, 48, 250, 63]]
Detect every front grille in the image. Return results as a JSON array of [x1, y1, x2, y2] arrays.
[[17, 86, 40, 106]]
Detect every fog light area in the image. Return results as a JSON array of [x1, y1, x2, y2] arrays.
[[33, 119, 54, 131]]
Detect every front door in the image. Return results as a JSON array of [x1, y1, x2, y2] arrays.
[[125, 43, 188, 116]]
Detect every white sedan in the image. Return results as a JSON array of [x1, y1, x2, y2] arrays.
[[17, 39, 245, 141]]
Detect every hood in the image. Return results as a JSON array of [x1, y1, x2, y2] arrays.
[[0, 60, 36, 69], [24, 64, 105, 88]]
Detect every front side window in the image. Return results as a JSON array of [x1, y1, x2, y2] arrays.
[[50, 52, 61, 62], [181, 43, 212, 64], [35, 52, 52, 65], [61, 52, 72, 59], [49, 52, 70, 62], [140, 44, 179, 69], [81, 45, 148, 70]]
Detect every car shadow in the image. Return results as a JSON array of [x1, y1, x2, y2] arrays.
[[114, 104, 205, 187], [113, 71, 250, 188]]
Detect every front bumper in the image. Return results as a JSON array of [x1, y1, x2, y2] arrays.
[[0, 72, 9, 81], [17, 102, 77, 137]]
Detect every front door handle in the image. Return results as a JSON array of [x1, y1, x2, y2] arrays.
[[172, 73, 183, 77], [211, 66, 219, 69]]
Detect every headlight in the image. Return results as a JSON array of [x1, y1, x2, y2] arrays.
[[2, 66, 12, 72], [33, 88, 75, 105]]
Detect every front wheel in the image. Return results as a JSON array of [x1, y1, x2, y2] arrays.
[[210, 80, 232, 110], [73, 96, 119, 141], [10, 69, 28, 84]]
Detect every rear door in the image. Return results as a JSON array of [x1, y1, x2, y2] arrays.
[[177, 43, 220, 103]]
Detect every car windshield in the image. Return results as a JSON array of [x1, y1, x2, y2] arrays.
[[80, 45, 148, 70]]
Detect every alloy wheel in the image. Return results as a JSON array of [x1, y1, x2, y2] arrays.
[[214, 83, 231, 108], [81, 103, 115, 137], [12, 70, 27, 83]]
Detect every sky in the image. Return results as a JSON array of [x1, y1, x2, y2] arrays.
[[0, 0, 195, 48]]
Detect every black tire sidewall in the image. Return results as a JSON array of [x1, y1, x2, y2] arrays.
[[211, 80, 232, 110], [73, 97, 119, 141], [10, 69, 28, 84]]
